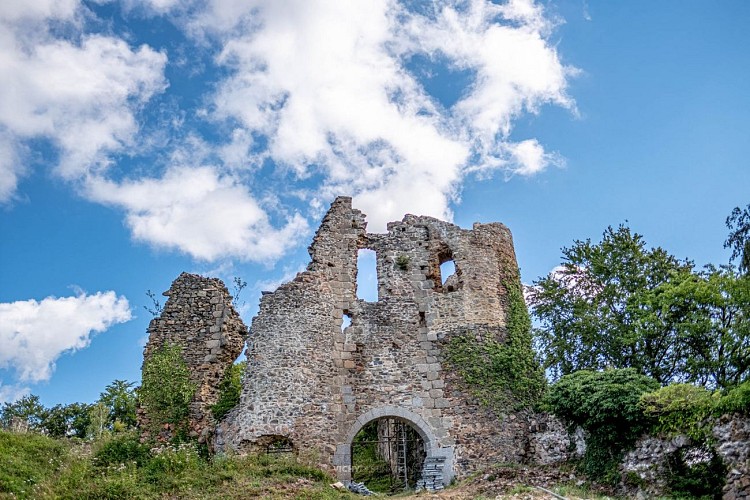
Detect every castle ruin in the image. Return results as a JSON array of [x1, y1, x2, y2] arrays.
[[142, 196, 559, 488]]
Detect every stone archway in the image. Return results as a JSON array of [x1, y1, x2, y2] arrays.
[[333, 405, 454, 487]]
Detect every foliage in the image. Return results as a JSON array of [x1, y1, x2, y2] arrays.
[[40, 402, 92, 438], [88, 401, 110, 440], [542, 368, 659, 482], [716, 380, 750, 415], [232, 277, 247, 308], [680, 265, 750, 389], [139, 343, 196, 441], [529, 224, 750, 387], [0, 429, 67, 498], [444, 272, 545, 411], [639, 384, 718, 440], [665, 445, 727, 499], [395, 254, 410, 271], [144, 289, 163, 317], [725, 203, 750, 274], [93, 432, 151, 469], [0, 428, 352, 499], [0, 394, 46, 432], [98, 379, 138, 430], [211, 361, 247, 421]]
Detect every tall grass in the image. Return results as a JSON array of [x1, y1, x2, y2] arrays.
[[0, 430, 353, 499]]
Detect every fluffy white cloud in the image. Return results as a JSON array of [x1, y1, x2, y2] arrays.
[[0, 0, 167, 198], [0, 292, 132, 382], [0, 383, 30, 405], [86, 166, 308, 262], [184, 0, 574, 230]]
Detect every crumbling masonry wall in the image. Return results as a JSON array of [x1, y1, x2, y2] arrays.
[[215, 196, 539, 480], [140, 273, 248, 442]]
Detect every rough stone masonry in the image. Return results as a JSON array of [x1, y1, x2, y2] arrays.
[[139, 273, 248, 442], [211, 196, 545, 483]]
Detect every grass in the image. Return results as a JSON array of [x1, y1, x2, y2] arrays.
[[0, 430, 355, 500]]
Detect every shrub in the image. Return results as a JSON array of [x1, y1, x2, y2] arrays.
[[93, 432, 151, 469], [639, 383, 718, 440], [211, 361, 246, 421], [716, 380, 750, 415], [542, 368, 659, 483], [139, 343, 196, 441]]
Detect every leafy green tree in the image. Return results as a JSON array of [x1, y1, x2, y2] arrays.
[[543, 368, 659, 482], [725, 203, 750, 274], [677, 266, 750, 388], [0, 395, 46, 432], [87, 402, 109, 439], [529, 225, 694, 383], [139, 343, 196, 440], [99, 379, 137, 430]]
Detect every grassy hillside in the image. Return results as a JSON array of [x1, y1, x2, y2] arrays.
[[0, 430, 354, 499]]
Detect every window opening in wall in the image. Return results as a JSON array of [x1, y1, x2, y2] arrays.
[[356, 249, 378, 302], [440, 260, 456, 285], [351, 418, 426, 494], [341, 312, 352, 331]]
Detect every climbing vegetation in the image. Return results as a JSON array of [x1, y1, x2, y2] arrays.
[[444, 271, 545, 412], [211, 361, 247, 421]]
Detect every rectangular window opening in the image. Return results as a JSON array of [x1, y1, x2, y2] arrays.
[[356, 249, 378, 302]]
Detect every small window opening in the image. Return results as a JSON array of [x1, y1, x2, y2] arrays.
[[440, 260, 456, 285], [341, 312, 352, 331], [356, 249, 378, 301]]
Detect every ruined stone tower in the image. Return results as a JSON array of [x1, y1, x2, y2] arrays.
[[214, 196, 536, 483], [140, 273, 248, 442]]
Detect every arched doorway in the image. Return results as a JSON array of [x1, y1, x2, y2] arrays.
[[333, 406, 455, 492], [351, 417, 426, 493]]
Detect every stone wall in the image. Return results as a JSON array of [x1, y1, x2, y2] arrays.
[[621, 415, 750, 499], [214, 196, 541, 483], [140, 272, 248, 442]]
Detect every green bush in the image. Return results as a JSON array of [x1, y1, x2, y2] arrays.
[[542, 368, 659, 483], [640, 384, 718, 440], [93, 432, 151, 469], [139, 343, 196, 441], [716, 380, 750, 415], [211, 361, 246, 421]]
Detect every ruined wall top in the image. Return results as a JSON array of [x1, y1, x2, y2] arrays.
[[141, 272, 247, 442], [218, 196, 527, 481]]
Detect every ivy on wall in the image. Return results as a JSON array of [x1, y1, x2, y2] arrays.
[[443, 270, 545, 412]]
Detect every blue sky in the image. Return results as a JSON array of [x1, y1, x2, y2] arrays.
[[1, 0, 749, 406]]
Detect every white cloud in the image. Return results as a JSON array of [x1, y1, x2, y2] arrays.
[[185, 0, 574, 230], [0, 383, 30, 405], [85, 166, 308, 262], [0, 292, 132, 382], [0, 1, 167, 199], [1, 0, 576, 262]]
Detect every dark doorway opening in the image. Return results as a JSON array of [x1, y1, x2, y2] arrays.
[[351, 417, 426, 494]]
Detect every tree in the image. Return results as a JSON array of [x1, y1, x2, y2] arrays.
[[139, 343, 196, 440], [679, 266, 750, 388], [0, 395, 46, 432], [528, 225, 695, 384], [725, 204, 750, 274], [98, 379, 137, 430]]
